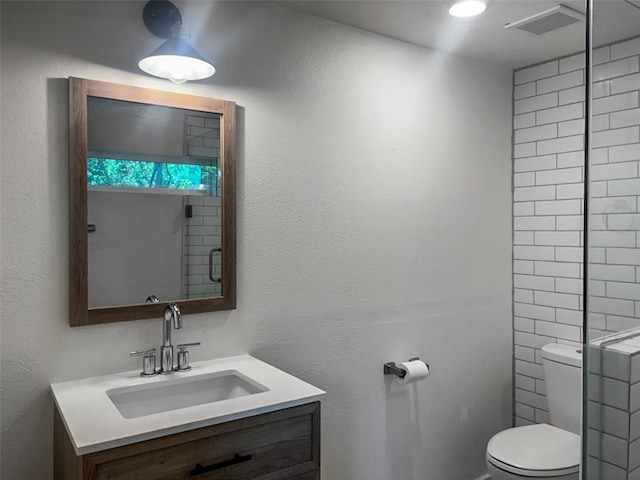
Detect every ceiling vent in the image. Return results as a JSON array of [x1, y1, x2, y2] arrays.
[[505, 5, 585, 36]]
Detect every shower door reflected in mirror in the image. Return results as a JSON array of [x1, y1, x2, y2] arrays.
[[87, 98, 222, 308]]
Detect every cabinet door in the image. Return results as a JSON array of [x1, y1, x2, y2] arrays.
[[93, 416, 311, 479], [81, 403, 321, 480]]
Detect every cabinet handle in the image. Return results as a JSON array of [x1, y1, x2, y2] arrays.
[[190, 453, 252, 476]]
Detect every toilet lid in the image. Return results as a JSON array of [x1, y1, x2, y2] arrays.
[[487, 424, 580, 476]]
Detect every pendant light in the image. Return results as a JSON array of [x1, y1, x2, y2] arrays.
[[138, 0, 215, 84]]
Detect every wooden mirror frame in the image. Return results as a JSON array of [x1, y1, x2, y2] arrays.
[[69, 77, 236, 326]]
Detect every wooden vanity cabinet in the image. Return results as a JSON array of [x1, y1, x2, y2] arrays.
[[54, 402, 320, 480]]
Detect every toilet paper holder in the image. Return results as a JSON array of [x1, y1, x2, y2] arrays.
[[384, 357, 427, 379]]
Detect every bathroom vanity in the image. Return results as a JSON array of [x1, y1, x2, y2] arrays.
[[52, 355, 324, 480], [54, 403, 320, 480]]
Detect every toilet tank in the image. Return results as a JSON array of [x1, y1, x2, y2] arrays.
[[541, 343, 582, 434]]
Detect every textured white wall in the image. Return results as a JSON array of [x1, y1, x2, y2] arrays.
[[0, 1, 513, 479]]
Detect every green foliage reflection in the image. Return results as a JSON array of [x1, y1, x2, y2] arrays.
[[87, 158, 217, 191]]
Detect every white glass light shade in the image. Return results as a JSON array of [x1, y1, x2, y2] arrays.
[[138, 37, 215, 84], [449, 0, 487, 17]]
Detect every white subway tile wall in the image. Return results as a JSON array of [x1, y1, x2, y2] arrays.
[[513, 38, 640, 428], [182, 195, 222, 298], [182, 114, 223, 299], [588, 333, 640, 479]]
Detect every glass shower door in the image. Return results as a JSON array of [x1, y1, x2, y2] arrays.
[[585, 1, 640, 478]]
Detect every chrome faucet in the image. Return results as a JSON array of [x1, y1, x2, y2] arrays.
[[160, 303, 182, 374]]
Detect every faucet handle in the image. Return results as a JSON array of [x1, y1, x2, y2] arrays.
[[130, 348, 157, 377], [176, 343, 201, 372]]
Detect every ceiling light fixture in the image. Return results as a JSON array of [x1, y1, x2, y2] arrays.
[[138, 0, 215, 84], [449, 0, 487, 18]]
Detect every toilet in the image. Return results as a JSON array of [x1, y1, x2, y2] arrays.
[[486, 343, 581, 480]]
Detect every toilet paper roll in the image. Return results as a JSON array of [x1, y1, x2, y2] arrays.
[[398, 360, 429, 384]]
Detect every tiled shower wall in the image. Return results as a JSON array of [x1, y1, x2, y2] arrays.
[[513, 36, 640, 426], [588, 332, 640, 479], [183, 194, 222, 299], [182, 114, 223, 299]]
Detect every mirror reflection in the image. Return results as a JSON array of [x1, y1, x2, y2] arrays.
[[87, 98, 222, 308]]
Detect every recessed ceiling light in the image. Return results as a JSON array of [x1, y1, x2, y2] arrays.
[[449, 0, 487, 18]]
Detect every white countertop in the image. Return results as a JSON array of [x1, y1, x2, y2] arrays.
[[51, 355, 326, 455]]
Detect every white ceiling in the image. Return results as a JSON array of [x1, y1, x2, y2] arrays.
[[277, 0, 640, 69]]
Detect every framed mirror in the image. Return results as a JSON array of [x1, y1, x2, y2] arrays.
[[69, 77, 236, 326]]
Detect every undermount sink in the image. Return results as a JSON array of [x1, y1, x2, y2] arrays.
[[51, 354, 326, 455], [106, 370, 268, 419]]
